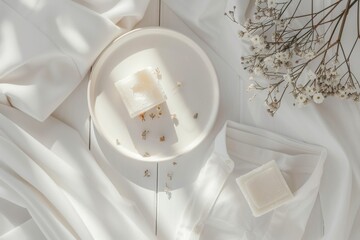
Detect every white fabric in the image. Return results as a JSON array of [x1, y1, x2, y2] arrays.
[[0, 0, 154, 239], [176, 121, 327, 240], [0, 219, 46, 240], [71, 0, 150, 26], [0, 104, 155, 240], [0, 0, 147, 121], [163, 0, 360, 239], [176, 150, 234, 240]]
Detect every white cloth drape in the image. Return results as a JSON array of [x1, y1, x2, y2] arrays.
[[0, 104, 155, 240], [0, 0, 154, 239], [176, 121, 326, 240], [71, 0, 150, 27], [0, 0, 148, 122], [163, 0, 360, 239]]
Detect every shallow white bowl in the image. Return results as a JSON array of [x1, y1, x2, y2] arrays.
[[88, 27, 219, 162]]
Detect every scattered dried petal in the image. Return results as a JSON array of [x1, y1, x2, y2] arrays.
[[164, 184, 172, 200], [313, 92, 324, 104], [149, 113, 156, 119], [144, 169, 151, 177], [139, 112, 146, 122], [142, 130, 149, 140], [167, 172, 173, 181]]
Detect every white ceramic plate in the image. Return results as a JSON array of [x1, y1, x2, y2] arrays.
[[88, 27, 219, 162]]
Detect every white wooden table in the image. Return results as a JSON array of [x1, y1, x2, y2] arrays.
[[52, 1, 240, 239]]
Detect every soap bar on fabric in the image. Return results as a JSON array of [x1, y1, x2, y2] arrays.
[[115, 67, 167, 118], [236, 160, 294, 217]]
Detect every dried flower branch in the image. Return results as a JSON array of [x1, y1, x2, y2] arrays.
[[227, 0, 360, 115]]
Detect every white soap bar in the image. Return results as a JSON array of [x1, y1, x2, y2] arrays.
[[115, 67, 167, 118], [236, 160, 294, 217]]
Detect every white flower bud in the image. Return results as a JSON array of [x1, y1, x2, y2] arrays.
[[313, 92, 324, 104]]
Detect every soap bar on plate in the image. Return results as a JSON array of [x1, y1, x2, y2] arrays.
[[236, 160, 294, 217], [115, 67, 167, 118]]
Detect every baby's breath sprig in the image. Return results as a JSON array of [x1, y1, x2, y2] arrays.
[[227, 0, 360, 115]]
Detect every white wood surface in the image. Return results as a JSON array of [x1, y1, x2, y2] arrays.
[[136, 0, 160, 28], [52, 0, 241, 238]]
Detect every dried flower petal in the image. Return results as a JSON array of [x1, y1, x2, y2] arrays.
[[142, 130, 149, 140], [267, 0, 276, 8], [313, 93, 324, 104], [144, 170, 151, 177], [296, 94, 307, 103]]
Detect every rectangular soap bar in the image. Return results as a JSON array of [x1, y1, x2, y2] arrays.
[[236, 160, 294, 217], [115, 67, 167, 118]]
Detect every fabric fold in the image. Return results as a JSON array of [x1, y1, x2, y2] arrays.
[[0, 0, 149, 121], [176, 121, 326, 240], [176, 153, 234, 240], [0, 104, 156, 239]]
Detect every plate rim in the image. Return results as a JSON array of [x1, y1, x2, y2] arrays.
[[87, 27, 219, 162]]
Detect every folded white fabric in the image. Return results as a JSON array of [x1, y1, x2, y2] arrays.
[[176, 121, 326, 240], [0, 105, 155, 240], [72, 0, 150, 26], [0, 218, 46, 240], [0, 0, 148, 121], [176, 150, 234, 240]]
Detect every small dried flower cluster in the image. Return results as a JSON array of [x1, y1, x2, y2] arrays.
[[138, 104, 169, 144], [141, 130, 167, 143], [144, 169, 151, 177], [226, 0, 360, 115], [138, 105, 164, 122], [141, 130, 150, 140], [153, 67, 162, 80]]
